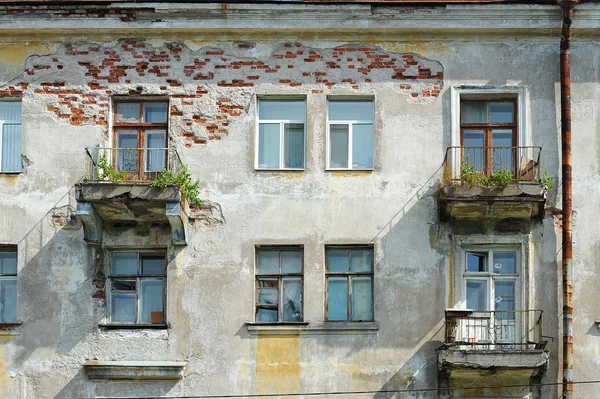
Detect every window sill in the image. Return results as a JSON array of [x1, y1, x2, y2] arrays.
[[246, 321, 378, 335], [327, 169, 374, 174], [0, 171, 21, 175], [255, 168, 305, 172], [99, 323, 169, 330]]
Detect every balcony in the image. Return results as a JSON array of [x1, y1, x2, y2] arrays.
[[437, 309, 549, 381], [437, 146, 547, 221], [75, 147, 189, 246]]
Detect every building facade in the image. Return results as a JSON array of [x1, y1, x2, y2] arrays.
[[0, 1, 598, 398]]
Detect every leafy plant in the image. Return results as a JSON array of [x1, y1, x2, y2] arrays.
[[536, 171, 554, 191], [150, 166, 202, 207], [490, 168, 514, 185], [96, 154, 126, 182], [460, 156, 479, 185]]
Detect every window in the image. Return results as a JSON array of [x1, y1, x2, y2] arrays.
[[325, 246, 373, 321], [327, 100, 374, 170], [113, 101, 168, 180], [0, 101, 22, 173], [0, 249, 17, 323], [461, 99, 516, 176], [108, 251, 166, 325], [255, 248, 303, 322], [463, 248, 519, 342], [256, 99, 306, 170]]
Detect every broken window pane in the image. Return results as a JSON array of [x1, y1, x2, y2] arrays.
[[327, 277, 348, 321], [111, 292, 136, 323], [0, 251, 17, 275], [467, 252, 487, 272], [282, 278, 302, 321], [0, 278, 17, 322], [328, 249, 350, 273], [352, 277, 372, 321], [116, 103, 140, 123], [112, 253, 138, 275], [112, 280, 136, 291], [257, 251, 279, 274], [140, 280, 164, 323]]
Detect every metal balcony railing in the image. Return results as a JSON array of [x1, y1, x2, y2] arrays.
[[83, 147, 183, 183], [443, 146, 542, 183], [444, 309, 546, 350]]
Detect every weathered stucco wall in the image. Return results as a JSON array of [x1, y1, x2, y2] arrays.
[[0, 3, 597, 399]]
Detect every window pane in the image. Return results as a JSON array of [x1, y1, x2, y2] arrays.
[[146, 130, 166, 172], [350, 249, 372, 272], [493, 251, 517, 274], [466, 252, 487, 272], [140, 280, 164, 323], [280, 251, 302, 274], [282, 278, 302, 321], [2, 124, 22, 172], [256, 308, 278, 322], [0, 101, 22, 121], [327, 277, 348, 321], [329, 101, 373, 121], [327, 249, 350, 273], [0, 279, 17, 322], [330, 124, 349, 168], [257, 279, 278, 306], [352, 124, 374, 169], [117, 131, 138, 172], [259, 100, 305, 121], [466, 279, 488, 310], [352, 277, 372, 321], [258, 123, 280, 169], [491, 130, 514, 172], [463, 130, 485, 172], [116, 103, 140, 123], [111, 292, 136, 323], [257, 251, 279, 274], [283, 123, 304, 168], [0, 251, 17, 275], [489, 102, 514, 123], [112, 253, 138, 275], [112, 280, 136, 291], [494, 280, 516, 313], [461, 102, 487, 123], [142, 256, 166, 275], [143, 103, 167, 123]]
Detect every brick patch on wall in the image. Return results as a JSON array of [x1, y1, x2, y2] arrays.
[[4, 40, 443, 146]]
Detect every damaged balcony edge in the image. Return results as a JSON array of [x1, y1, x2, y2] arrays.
[[84, 360, 187, 381]]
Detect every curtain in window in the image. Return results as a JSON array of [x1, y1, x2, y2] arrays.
[[258, 124, 280, 168], [330, 125, 349, 168], [1, 124, 22, 172], [282, 278, 302, 321], [146, 130, 166, 172], [352, 124, 374, 169], [283, 123, 304, 168]]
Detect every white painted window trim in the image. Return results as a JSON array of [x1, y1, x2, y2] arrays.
[[449, 86, 529, 179], [326, 100, 375, 171], [255, 98, 306, 171]]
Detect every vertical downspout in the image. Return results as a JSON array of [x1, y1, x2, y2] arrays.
[[558, 2, 577, 398]]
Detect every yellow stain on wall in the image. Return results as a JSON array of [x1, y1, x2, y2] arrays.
[[0, 346, 12, 396], [380, 42, 451, 59], [330, 171, 372, 178], [0, 42, 59, 67], [0, 175, 17, 186], [256, 334, 301, 395]]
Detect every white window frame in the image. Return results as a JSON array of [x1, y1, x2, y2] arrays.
[[326, 99, 375, 171], [106, 250, 167, 326], [255, 98, 306, 170], [450, 86, 528, 180], [0, 100, 22, 173]]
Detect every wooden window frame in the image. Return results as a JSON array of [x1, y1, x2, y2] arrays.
[[460, 99, 517, 177], [255, 247, 304, 323], [107, 250, 167, 327], [325, 245, 374, 322], [112, 100, 169, 181]]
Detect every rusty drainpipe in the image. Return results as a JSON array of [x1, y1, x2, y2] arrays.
[[558, 1, 578, 398]]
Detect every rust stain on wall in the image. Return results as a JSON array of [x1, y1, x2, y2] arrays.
[[256, 334, 301, 395]]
